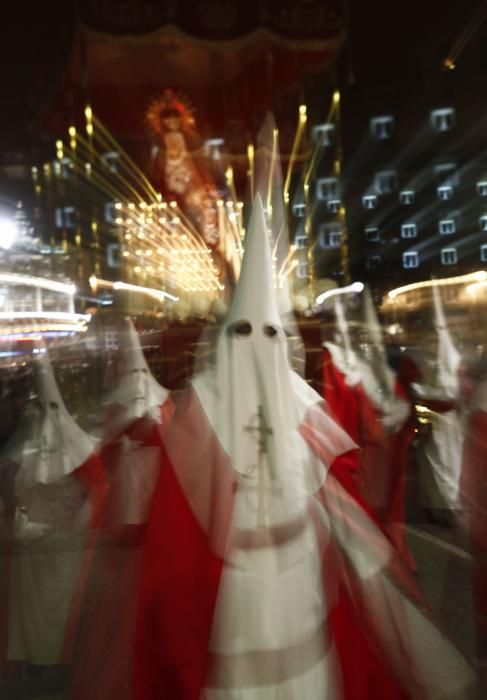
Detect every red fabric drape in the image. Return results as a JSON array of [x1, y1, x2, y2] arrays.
[[321, 348, 415, 569], [133, 454, 224, 700]]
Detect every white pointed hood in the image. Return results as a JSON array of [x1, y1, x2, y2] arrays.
[[193, 196, 355, 527], [358, 286, 396, 399], [357, 288, 409, 431], [225, 195, 282, 330], [254, 115, 293, 318], [325, 296, 361, 386], [1, 347, 98, 485], [432, 283, 461, 397], [254, 113, 305, 374], [105, 319, 169, 424]]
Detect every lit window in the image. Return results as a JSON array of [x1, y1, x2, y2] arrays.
[[400, 190, 414, 205], [403, 251, 419, 269], [441, 247, 457, 265], [374, 170, 397, 195], [480, 244, 487, 262], [295, 235, 308, 249], [430, 108, 455, 132], [204, 138, 224, 159], [362, 194, 377, 209], [477, 181, 487, 197], [104, 202, 116, 224], [292, 203, 306, 218], [480, 215, 487, 232], [319, 225, 342, 249], [316, 177, 339, 201], [297, 262, 308, 279], [370, 115, 394, 140], [437, 185, 453, 201], [312, 123, 335, 146], [55, 206, 76, 229], [107, 243, 120, 268], [366, 255, 381, 270], [439, 219, 455, 235], [401, 223, 417, 239], [365, 226, 380, 242], [60, 157, 73, 179], [327, 199, 341, 214], [102, 151, 120, 173]]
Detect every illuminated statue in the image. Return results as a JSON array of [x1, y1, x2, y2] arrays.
[[145, 90, 220, 246]]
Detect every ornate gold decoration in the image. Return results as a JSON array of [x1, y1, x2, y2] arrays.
[[144, 89, 196, 138]]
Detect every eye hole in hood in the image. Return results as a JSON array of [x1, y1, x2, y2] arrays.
[[263, 324, 278, 338], [228, 321, 252, 337]]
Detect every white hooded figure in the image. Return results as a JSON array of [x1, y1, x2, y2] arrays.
[[345, 288, 410, 522], [181, 196, 475, 699], [411, 284, 464, 513], [357, 287, 409, 434], [0, 347, 98, 665], [190, 196, 355, 697], [324, 295, 362, 388], [103, 319, 169, 439], [102, 320, 170, 526]]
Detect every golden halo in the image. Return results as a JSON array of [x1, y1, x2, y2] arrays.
[[145, 89, 196, 137]]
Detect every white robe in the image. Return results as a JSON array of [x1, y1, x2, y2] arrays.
[[412, 366, 464, 511], [7, 475, 89, 664], [203, 460, 341, 699]]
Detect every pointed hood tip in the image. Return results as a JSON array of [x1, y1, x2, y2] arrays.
[[227, 195, 281, 327]]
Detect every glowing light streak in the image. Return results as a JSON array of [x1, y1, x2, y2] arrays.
[[0, 325, 88, 338], [93, 116, 159, 202], [316, 282, 364, 305], [119, 203, 220, 290], [225, 167, 238, 206], [73, 134, 145, 206], [266, 129, 279, 218], [52, 111, 225, 295], [276, 243, 297, 279], [466, 280, 487, 295], [278, 258, 299, 283], [387, 271, 487, 300], [0, 273, 76, 295], [284, 106, 307, 203], [91, 277, 179, 302], [443, 3, 487, 70], [0, 312, 90, 322], [304, 93, 340, 191], [247, 144, 255, 200]]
